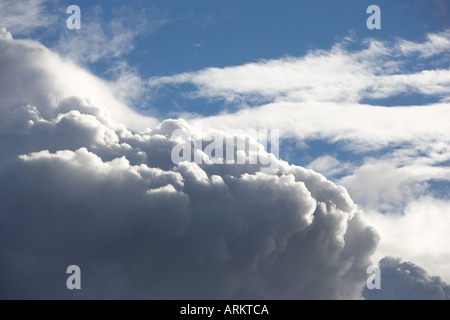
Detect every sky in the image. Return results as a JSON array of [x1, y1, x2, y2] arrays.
[[0, 0, 450, 299]]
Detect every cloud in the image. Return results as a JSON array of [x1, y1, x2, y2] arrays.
[[0, 0, 57, 35], [0, 118, 380, 299], [0, 108, 380, 298], [2, 19, 450, 299], [51, 4, 169, 112], [0, 1, 168, 112], [54, 5, 169, 65], [363, 257, 450, 299], [339, 160, 426, 212], [196, 101, 450, 157], [0, 30, 380, 299], [146, 28, 450, 289], [307, 155, 352, 178], [105, 61, 151, 109], [398, 29, 450, 58], [162, 30, 450, 226], [0, 27, 156, 131], [365, 197, 450, 283], [148, 31, 450, 104]]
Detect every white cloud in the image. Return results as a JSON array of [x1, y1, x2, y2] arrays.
[[339, 160, 425, 212], [104, 62, 151, 110], [148, 32, 450, 104], [0, 28, 156, 131], [398, 29, 450, 58], [196, 101, 450, 154], [2, 20, 450, 299], [147, 29, 450, 291], [307, 155, 352, 178], [0, 0, 56, 35], [0, 27, 12, 39], [365, 197, 450, 284], [51, 4, 169, 112], [0, 1, 168, 112]]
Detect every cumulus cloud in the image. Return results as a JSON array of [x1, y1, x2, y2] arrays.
[[0, 0, 168, 111], [363, 257, 450, 299], [0, 28, 380, 299], [0, 27, 156, 132], [146, 28, 450, 290], [0, 104, 379, 298], [2, 18, 450, 299]]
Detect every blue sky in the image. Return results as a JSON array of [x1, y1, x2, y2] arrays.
[[27, 1, 448, 79], [16, 0, 448, 118], [1, 0, 450, 299], [63, 0, 449, 117], [50, 0, 449, 75]]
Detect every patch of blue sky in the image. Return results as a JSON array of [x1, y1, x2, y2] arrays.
[[360, 92, 443, 107], [427, 180, 450, 200], [21, 0, 449, 117]]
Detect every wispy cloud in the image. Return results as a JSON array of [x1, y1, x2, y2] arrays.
[[0, 0, 57, 35], [54, 5, 169, 64], [399, 29, 450, 58], [149, 30, 450, 104]]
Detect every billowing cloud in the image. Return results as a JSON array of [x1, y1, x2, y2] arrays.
[[0, 144, 378, 299], [147, 29, 450, 284], [0, 28, 156, 132], [0, 0, 168, 112], [2, 15, 449, 298], [0, 28, 380, 299], [363, 257, 450, 299]]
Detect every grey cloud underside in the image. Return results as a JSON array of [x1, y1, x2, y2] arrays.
[[0, 112, 379, 299], [363, 257, 450, 299], [0, 30, 380, 299]]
